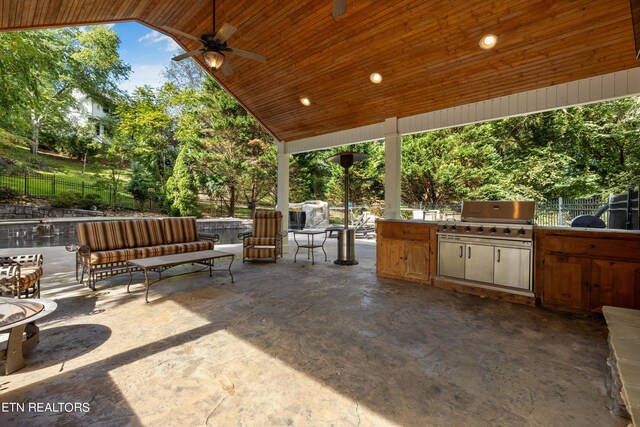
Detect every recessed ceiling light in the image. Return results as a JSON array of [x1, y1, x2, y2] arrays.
[[300, 97, 311, 106], [370, 72, 382, 84], [479, 34, 498, 50]]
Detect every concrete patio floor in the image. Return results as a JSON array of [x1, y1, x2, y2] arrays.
[[0, 236, 616, 426]]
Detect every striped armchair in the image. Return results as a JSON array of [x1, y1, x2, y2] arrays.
[[0, 254, 43, 298], [240, 211, 285, 262]]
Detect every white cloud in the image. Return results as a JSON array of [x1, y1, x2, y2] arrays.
[[119, 64, 167, 94], [137, 31, 179, 52]]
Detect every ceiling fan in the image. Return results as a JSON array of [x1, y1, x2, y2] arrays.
[[162, 0, 266, 76]]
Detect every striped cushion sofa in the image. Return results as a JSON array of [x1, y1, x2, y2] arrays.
[[67, 217, 219, 289]]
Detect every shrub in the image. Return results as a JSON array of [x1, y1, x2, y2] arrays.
[[127, 166, 158, 203], [50, 191, 81, 208], [0, 186, 20, 203], [79, 193, 102, 210], [163, 146, 201, 217]]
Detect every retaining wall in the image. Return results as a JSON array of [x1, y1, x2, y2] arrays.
[[0, 204, 103, 219]]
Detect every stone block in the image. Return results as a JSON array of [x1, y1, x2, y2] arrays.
[[290, 200, 329, 228]]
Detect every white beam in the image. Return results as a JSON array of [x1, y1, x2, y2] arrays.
[[399, 67, 640, 135], [276, 141, 290, 253], [384, 117, 402, 220], [283, 122, 384, 155], [283, 67, 640, 152]]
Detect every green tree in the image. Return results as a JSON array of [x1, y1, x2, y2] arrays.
[[164, 145, 201, 217], [401, 126, 504, 206], [289, 151, 331, 202], [0, 26, 129, 154], [198, 77, 276, 216], [114, 85, 176, 186]]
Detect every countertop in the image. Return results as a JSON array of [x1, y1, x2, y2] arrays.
[[534, 225, 640, 236], [375, 219, 438, 225]]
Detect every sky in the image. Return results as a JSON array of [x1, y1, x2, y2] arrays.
[[110, 22, 182, 93]]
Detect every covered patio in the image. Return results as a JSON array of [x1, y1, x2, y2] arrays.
[[1, 1, 639, 425], [0, 241, 611, 425]]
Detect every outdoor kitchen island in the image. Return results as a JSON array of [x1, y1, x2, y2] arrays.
[[376, 217, 537, 306], [377, 219, 640, 314]]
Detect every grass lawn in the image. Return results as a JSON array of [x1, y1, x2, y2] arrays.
[[0, 128, 136, 207], [0, 128, 131, 184]]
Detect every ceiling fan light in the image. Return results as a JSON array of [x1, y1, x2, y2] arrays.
[[479, 34, 497, 50], [203, 50, 225, 70], [300, 97, 311, 106], [370, 72, 382, 83]]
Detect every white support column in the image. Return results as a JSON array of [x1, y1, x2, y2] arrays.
[[384, 117, 402, 219], [276, 141, 290, 253]]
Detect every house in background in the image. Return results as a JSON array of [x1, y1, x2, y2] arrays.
[[68, 89, 111, 143]]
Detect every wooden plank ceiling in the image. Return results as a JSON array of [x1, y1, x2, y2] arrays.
[[0, 0, 638, 142]]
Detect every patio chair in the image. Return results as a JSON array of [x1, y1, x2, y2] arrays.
[[0, 254, 43, 298], [239, 211, 285, 262]]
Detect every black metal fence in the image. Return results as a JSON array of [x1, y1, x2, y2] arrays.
[[535, 196, 609, 227], [0, 172, 143, 210]]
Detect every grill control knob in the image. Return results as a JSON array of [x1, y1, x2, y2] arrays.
[[518, 228, 526, 235], [450, 225, 457, 231], [441, 225, 447, 231], [490, 227, 497, 234], [477, 226, 484, 233], [504, 227, 511, 235], [465, 226, 471, 232]]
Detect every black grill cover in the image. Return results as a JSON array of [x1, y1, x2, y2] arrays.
[[570, 215, 606, 228]]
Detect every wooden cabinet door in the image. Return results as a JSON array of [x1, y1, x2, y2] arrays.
[[439, 241, 465, 279], [465, 244, 494, 283], [404, 241, 430, 281], [377, 238, 404, 277], [591, 259, 640, 311], [542, 255, 591, 310], [494, 246, 531, 290]]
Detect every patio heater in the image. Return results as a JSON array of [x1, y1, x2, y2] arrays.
[[328, 152, 369, 265]]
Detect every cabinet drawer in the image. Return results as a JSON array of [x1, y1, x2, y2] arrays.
[[380, 223, 434, 241], [541, 236, 640, 260]]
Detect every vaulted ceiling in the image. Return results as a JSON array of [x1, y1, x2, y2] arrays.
[[1, 0, 638, 143]]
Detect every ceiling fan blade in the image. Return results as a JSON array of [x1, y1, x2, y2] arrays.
[[171, 48, 204, 62], [220, 61, 234, 76], [161, 26, 205, 43], [226, 47, 266, 63], [333, 0, 346, 17], [214, 23, 237, 43]]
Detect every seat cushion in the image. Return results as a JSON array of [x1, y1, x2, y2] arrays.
[[89, 249, 132, 265], [157, 241, 213, 255], [125, 219, 166, 248], [18, 266, 42, 291], [244, 237, 277, 246], [130, 246, 165, 259], [244, 247, 276, 259], [77, 221, 129, 251], [163, 217, 199, 244]]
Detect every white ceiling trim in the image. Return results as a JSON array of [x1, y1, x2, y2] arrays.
[[283, 67, 640, 155]]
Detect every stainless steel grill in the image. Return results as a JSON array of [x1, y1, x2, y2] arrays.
[[436, 201, 536, 295]]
